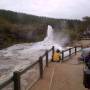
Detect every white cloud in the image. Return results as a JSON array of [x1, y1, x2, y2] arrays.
[[0, 0, 90, 19]]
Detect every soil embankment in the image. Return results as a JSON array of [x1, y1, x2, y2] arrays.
[[72, 40, 90, 47]]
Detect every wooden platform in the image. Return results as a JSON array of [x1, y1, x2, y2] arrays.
[[30, 53, 86, 90]]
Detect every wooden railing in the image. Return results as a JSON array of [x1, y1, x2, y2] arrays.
[[0, 46, 82, 90], [62, 46, 82, 61], [0, 46, 54, 90]]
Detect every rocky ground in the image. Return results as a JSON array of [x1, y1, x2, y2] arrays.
[[72, 40, 90, 47]]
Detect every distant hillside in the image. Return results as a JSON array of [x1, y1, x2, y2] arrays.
[[0, 10, 48, 49], [0, 10, 44, 24], [0, 9, 87, 49]]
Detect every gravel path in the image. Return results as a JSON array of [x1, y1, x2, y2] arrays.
[[30, 53, 86, 90]]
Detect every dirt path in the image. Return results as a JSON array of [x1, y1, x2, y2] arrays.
[[30, 53, 86, 90]]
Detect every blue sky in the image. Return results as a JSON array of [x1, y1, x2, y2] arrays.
[[0, 0, 90, 19]]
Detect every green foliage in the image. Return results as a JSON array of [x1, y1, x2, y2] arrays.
[[0, 9, 89, 49]]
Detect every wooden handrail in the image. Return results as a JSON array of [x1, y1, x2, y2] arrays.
[[19, 60, 39, 75], [0, 77, 13, 89], [62, 46, 82, 61]]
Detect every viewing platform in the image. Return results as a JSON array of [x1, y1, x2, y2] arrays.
[[0, 46, 86, 90], [30, 53, 85, 90]]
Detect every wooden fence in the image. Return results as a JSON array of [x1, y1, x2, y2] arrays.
[[62, 46, 82, 61], [0, 46, 82, 90]]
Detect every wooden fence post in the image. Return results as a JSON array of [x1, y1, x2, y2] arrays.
[[13, 71, 21, 90], [46, 50, 48, 67], [75, 46, 77, 55], [62, 51, 64, 61], [69, 48, 71, 57], [52, 46, 55, 61], [81, 45, 83, 49], [39, 56, 43, 79]]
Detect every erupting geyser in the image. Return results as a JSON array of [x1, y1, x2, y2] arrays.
[[30, 25, 63, 50], [0, 25, 63, 77]]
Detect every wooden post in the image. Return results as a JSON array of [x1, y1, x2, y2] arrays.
[[13, 71, 21, 90], [39, 56, 43, 79], [52, 46, 55, 61], [62, 51, 64, 61], [46, 50, 48, 67], [75, 46, 77, 55], [69, 48, 71, 57], [81, 45, 83, 50]]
